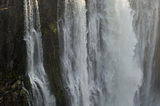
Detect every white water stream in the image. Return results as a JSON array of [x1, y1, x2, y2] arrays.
[[130, 0, 160, 106], [24, 0, 56, 106]]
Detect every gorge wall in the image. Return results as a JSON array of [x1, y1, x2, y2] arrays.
[[0, 0, 65, 106], [0, 0, 27, 105]]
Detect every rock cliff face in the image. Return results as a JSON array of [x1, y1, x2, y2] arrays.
[[38, 0, 66, 105], [0, 0, 28, 105], [0, 0, 65, 106]]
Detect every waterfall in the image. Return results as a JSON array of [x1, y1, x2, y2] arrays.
[[58, 0, 142, 106], [24, 0, 56, 106], [130, 0, 160, 106], [87, 0, 142, 106], [58, 0, 88, 105]]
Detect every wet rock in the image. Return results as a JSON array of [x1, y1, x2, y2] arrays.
[[38, 0, 66, 105]]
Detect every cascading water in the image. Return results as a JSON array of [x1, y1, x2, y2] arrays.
[[22, 0, 160, 105], [58, 0, 142, 106], [58, 0, 88, 105], [130, 0, 160, 106], [24, 0, 56, 106]]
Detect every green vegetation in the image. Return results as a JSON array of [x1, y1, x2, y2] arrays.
[[48, 21, 57, 33]]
